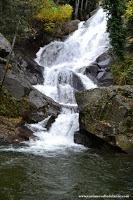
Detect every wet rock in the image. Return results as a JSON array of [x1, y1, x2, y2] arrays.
[[84, 63, 99, 79], [98, 58, 111, 69], [71, 73, 85, 91], [74, 131, 124, 153], [97, 71, 113, 86], [0, 33, 11, 58], [0, 116, 34, 143], [16, 126, 34, 142], [0, 63, 30, 99], [20, 88, 61, 124], [39, 41, 64, 67], [0, 34, 61, 143], [84, 63, 99, 78], [96, 51, 112, 73], [96, 52, 111, 64], [76, 86, 133, 153], [58, 70, 85, 91], [45, 115, 56, 130], [26, 111, 46, 124], [11, 52, 44, 85], [84, 52, 113, 87], [3, 73, 30, 99], [0, 61, 60, 125]]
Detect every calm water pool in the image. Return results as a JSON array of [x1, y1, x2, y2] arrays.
[[0, 148, 133, 200]]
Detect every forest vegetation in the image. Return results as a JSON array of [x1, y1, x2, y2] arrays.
[[0, 0, 133, 117]]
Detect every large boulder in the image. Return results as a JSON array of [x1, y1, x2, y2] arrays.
[[83, 52, 113, 87], [82, 63, 99, 84], [61, 20, 80, 35], [11, 52, 44, 85], [0, 33, 11, 58], [76, 86, 133, 153], [84, 63, 99, 78], [58, 70, 85, 91], [0, 86, 60, 144], [0, 34, 61, 144], [0, 52, 60, 125], [0, 116, 34, 144], [0, 33, 44, 86], [97, 71, 113, 86], [0, 67, 61, 122], [27, 88, 61, 123], [44, 20, 80, 38], [0, 65, 30, 99], [96, 52, 111, 66]]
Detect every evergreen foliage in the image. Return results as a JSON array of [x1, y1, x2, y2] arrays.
[[103, 0, 127, 58], [112, 55, 133, 85]]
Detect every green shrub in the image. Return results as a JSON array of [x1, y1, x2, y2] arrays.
[[103, 0, 127, 59], [125, 0, 133, 19], [36, 4, 72, 22], [112, 55, 133, 85], [36, 2, 73, 32]]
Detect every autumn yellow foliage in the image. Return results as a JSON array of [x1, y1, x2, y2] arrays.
[[36, 4, 73, 23], [125, 0, 133, 19], [34, 0, 73, 32]]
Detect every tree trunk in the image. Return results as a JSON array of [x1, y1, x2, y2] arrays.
[[74, 0, 80, 19], [80, 0, 84, 19]]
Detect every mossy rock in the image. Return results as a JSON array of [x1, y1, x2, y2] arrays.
[[0, 87, 31, 118], [76, 85, 133, 152]]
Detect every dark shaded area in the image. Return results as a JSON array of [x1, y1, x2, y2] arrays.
[[74, 129, 126, 154]]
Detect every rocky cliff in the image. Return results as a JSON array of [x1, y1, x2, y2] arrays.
[[0, 33, 61, 143], [75, 86, 133, 153]]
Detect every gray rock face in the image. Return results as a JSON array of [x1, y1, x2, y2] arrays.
[[96, 52, 111, 64], [62, 20, 80, 35], [84, 52, 113, 86], [0, 65, 61, 122], [84, 63, 99, 78], [0, 33, 11, 57], [0, 34, 44, 85], [76, 86, 133, 153], [58, 70, 85, 91], [98, 58, 111, 69], [51, 20, 80, 37], [39, 41, 64, 67], [45, 115, 56, 130], [72, 73, 85, 91], [12, 53, 44, 85], [0, 63, 60, 123], [0, 41, 60, 126], [97, 71, 113, 86], [0, 64, 31, 99], [24, 88, 61, 124]]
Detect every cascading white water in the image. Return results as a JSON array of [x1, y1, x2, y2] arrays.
[[23, 7, 109, 152], [1, 8, 109, 154]]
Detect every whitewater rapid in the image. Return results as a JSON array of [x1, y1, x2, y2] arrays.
[[0, 8, 109, 154]]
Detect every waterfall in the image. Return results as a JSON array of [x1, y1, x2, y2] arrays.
[[21, 8, 110, 153]]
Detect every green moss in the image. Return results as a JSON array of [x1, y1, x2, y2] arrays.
[[98, 100, 113, 121], [0, 87, 30, 118]]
